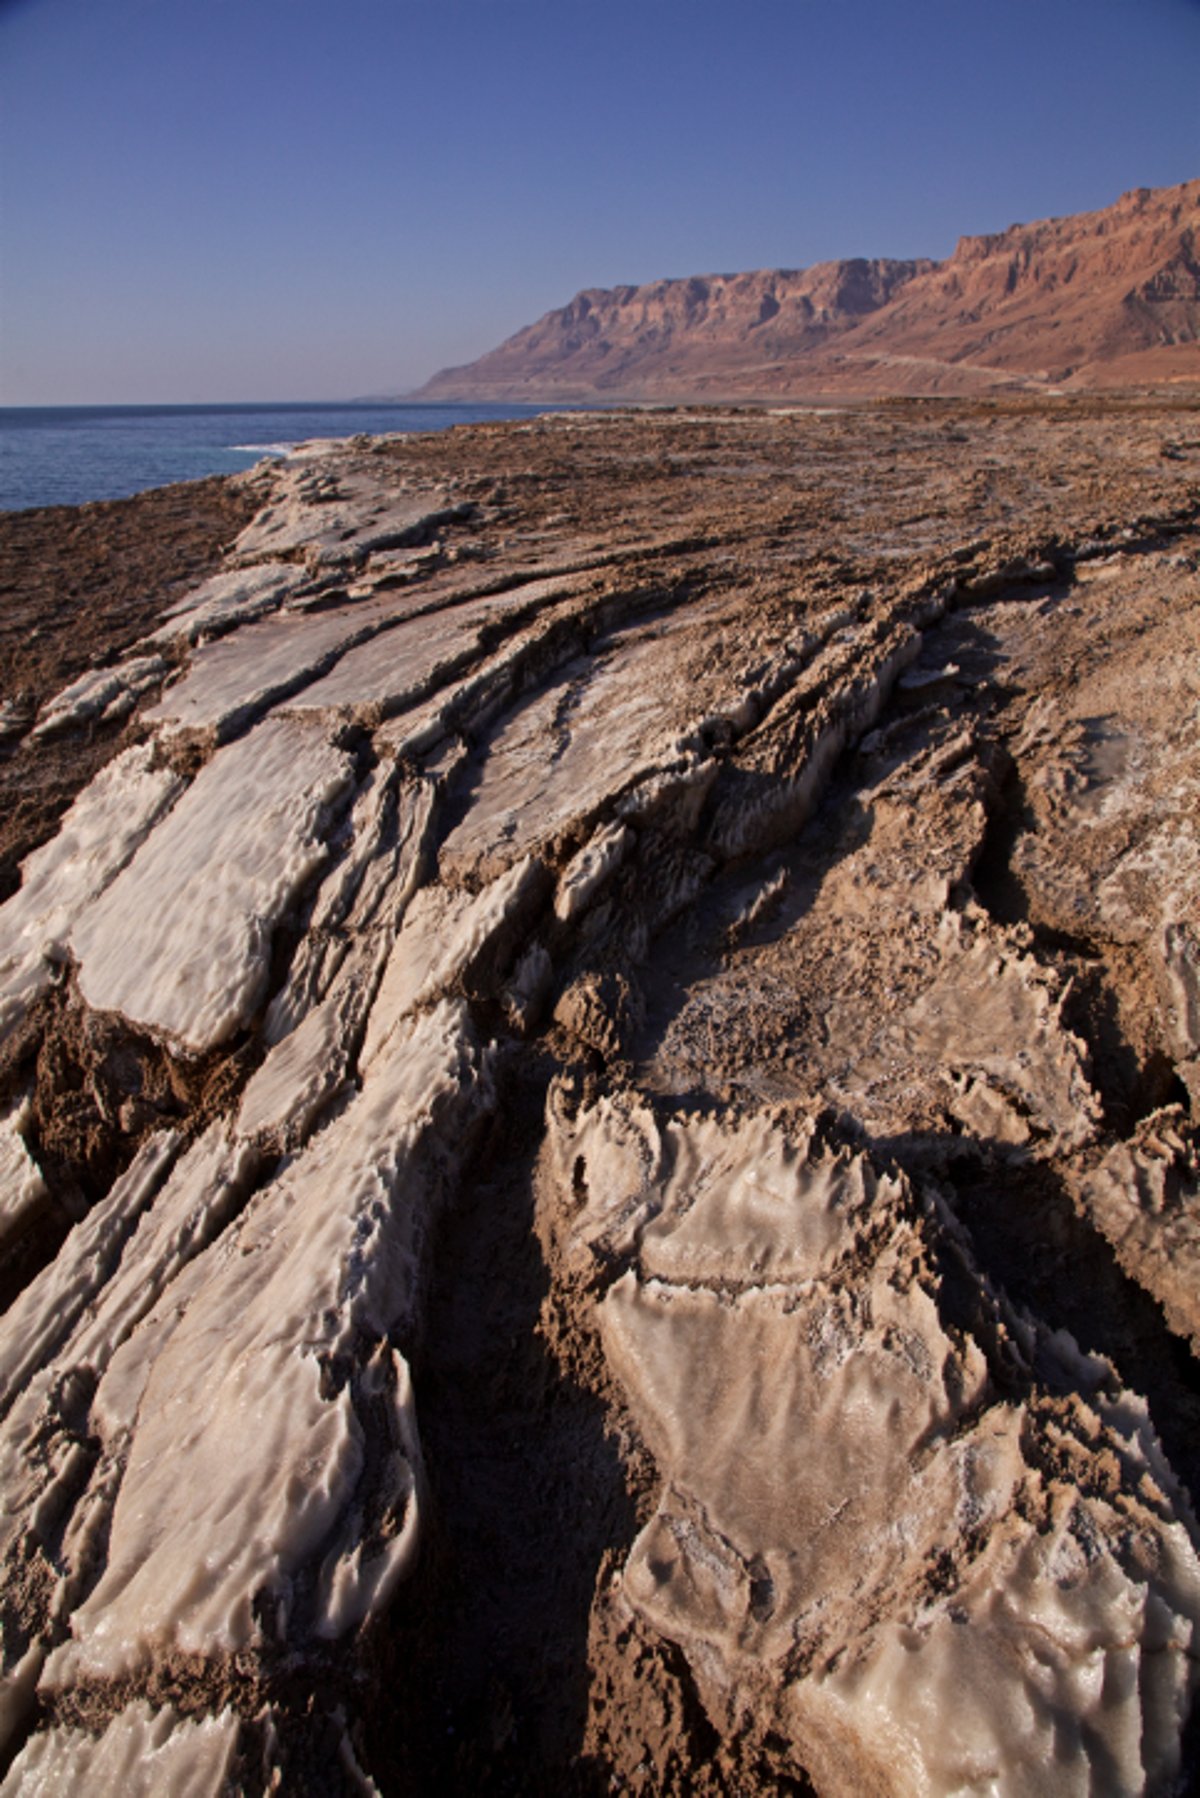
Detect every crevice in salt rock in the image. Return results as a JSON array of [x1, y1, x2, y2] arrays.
[[277, 569, 607, 726], [0, 1098, 50, 1312], [933, 1150, 1200, 1508], [245, 750, 453, 1148], [365, 1049, 649, 1792], [970, 757, 1190, 1136], [706, 622, 924, 862]]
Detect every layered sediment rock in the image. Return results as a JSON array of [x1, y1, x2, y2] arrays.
[[417, 178, 1200, 400], [1, 398, 1200, 1791]]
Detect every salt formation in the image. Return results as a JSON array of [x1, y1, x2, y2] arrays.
[[31, 656, 167, 740], [1, 411, 1199, 1791], [228, 453, 461, 567], [74, 718, 353, 1052], [153, 558, 305, 636], [550, 1098, 1200, 1797], [0, 1100, 45, 1258], [0, 1701, 241, 1797], [145, 594, 403, 739], [43, 1001, 488, 1685], [1074, 1111, 1200, 1355], [0, 744, 183, 1038]]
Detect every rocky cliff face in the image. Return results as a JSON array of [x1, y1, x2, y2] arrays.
[[417, 179, 1200, 399], [1, 397, 1200, 1792]]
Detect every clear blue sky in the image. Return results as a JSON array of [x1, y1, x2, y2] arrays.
[[1, 0, 1197, 403]]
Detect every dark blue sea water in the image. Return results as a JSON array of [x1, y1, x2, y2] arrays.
[[0, 402, 556, 512]]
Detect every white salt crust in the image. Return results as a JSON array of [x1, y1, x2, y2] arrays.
[[281, 574, 587, 722], [44, 1001, 490, 1685], [148, 559, 306, 645], [873, 911, 1102, 1154], [551, 1096, 1200, 1798], [31, 656, 167, 739], [144, 593, 400, 738], [0, 1701, 240, 1797], [230, 459, 455, 567], [0, 744, 184, 1038], [73, 718, 353, 1053], [438, 615, 728, 879], [0, 1098, 47, 1253]]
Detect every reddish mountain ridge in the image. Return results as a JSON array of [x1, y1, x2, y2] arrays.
[[417, 179, 1200, 400]]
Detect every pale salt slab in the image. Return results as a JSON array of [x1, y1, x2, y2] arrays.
[[67, 1122, 260, 1387], [284, 575, 587, 721], [886, 916, 1102, 1153], [32, 656, 167, 738], [361, 856, 547, 1066], [149, 559, 306, 645], [0, 1098, 47, 1256], [0, 1131, 180, 1422], [439, 632, 689, 880], [237, 945, 386, 1148], [46, 1002, 490, 1682], [0, 745, 184, 1038], [554, 822, 632, 922], [231, 459, 456, 567], [1073, 1114, 1200, 1355], [144, 594, 399, 738], [73, 719, 353, 1053], [0, 1701, 239, 1797]]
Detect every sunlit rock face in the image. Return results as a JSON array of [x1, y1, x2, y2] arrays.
[[1, 405, 1199, 1792]]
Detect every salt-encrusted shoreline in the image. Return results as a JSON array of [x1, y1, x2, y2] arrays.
[[1, 400, 1200, 1792]]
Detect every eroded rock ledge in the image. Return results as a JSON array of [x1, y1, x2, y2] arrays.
[[1, 397, 1200, 1794]]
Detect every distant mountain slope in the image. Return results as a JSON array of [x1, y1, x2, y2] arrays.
[[416, 179, 1200, 400]]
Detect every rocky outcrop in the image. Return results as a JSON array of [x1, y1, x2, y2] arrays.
[[416, 179, 1200, 400], [1, 399, 1200, 1790]]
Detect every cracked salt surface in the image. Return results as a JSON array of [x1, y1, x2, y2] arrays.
[[44, 1001, 489, 1682], [4, 409, 1200, 1791], [147, 558, 307, 645], [0, 1098, 47, 1255], [555, 1099, 1200, 1797], [0, 1700, 240, 1797], [145, 592, 402, 738], [0, 744, 184, 1038], [73, 718, 353, 1053]]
